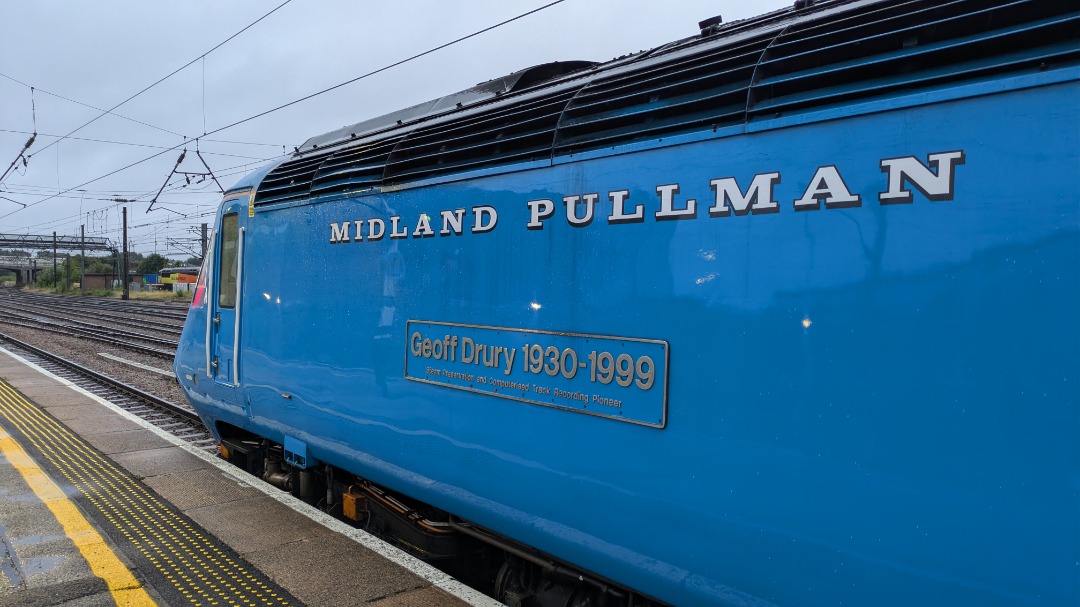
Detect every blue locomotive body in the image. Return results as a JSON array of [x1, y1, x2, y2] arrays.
[[175, 1, 1079, 605]]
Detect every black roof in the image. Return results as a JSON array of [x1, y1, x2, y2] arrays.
[[253, 0, 1077, 206]]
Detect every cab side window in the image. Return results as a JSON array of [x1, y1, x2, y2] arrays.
[[218, 213, 239, 308]]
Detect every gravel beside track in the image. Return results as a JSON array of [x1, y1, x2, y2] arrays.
[[0, 289, 189, 407], [0, 322, 189, 405]]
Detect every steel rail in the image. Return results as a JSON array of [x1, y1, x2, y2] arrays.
[[0, 330, 199, 424], [0, 300, 185, 334], [0, 316, 176, 358], [0, 305, 180, 346], [3, 290, 190, 321]]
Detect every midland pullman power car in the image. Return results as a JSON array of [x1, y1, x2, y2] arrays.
[[174, 1, 1080, 605]]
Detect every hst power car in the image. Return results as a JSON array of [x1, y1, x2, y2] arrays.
[[175, 1, 1080, 605]]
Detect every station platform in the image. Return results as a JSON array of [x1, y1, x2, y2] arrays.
[[0, 347, 497, 607]]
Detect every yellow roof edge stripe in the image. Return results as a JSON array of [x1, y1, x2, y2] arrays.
[[223, 189, 253, 201]]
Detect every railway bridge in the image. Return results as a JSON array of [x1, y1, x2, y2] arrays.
[[0, 255, 45, 285], [0, 233, 116, 286]]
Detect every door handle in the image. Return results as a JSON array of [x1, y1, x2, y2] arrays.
[[213, 313, 220, 326]]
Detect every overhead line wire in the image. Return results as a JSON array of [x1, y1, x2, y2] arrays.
[[0, 85, 283, 149], [21, 0, 295, 159], [0, 72, 185, 138], [0, 0, 567, 222], [2, 156, 285, 232], [207, 0, 569, 136], [1, 126, 283, 222], [0, 129, 273, 160]]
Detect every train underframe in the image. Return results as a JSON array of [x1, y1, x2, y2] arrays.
[[215, 424, 661, 607]]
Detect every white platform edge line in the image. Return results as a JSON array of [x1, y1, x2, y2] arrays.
[[0, 346, 502, 607]]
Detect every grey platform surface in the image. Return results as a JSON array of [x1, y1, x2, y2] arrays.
[[0, 348, 489, 607]]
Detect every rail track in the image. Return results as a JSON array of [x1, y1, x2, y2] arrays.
[[0, 288, 211, 449], [0, 290, 186, 327], [0, 330, 214, 450], [0, 289, 182, 357], [0, 301, 185, 335], [1, 289, 190, 322], [0, 310, 177, 356]]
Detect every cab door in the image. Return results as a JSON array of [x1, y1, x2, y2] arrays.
[[209, 202, 247, 392]]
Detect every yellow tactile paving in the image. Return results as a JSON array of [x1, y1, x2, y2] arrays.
[[0, 379, 298, 607], [0, 430, 157, 606]]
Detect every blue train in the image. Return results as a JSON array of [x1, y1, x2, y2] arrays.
[[174, 1, 1079, 605]]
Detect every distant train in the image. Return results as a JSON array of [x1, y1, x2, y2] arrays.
[[158, 266, 200, 287], [174, 1, 1079, 605]]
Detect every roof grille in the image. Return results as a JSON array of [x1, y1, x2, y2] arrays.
[[252, 150, 333, 206], [309, 137, 403, 197], [252, 0, 1077, 198], [552, 31, 774, 155], [748, 0, 1080, 118], [382, 89, 578, 184]]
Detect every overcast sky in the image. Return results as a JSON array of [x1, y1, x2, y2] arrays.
[[0, 0, 791, 259]]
